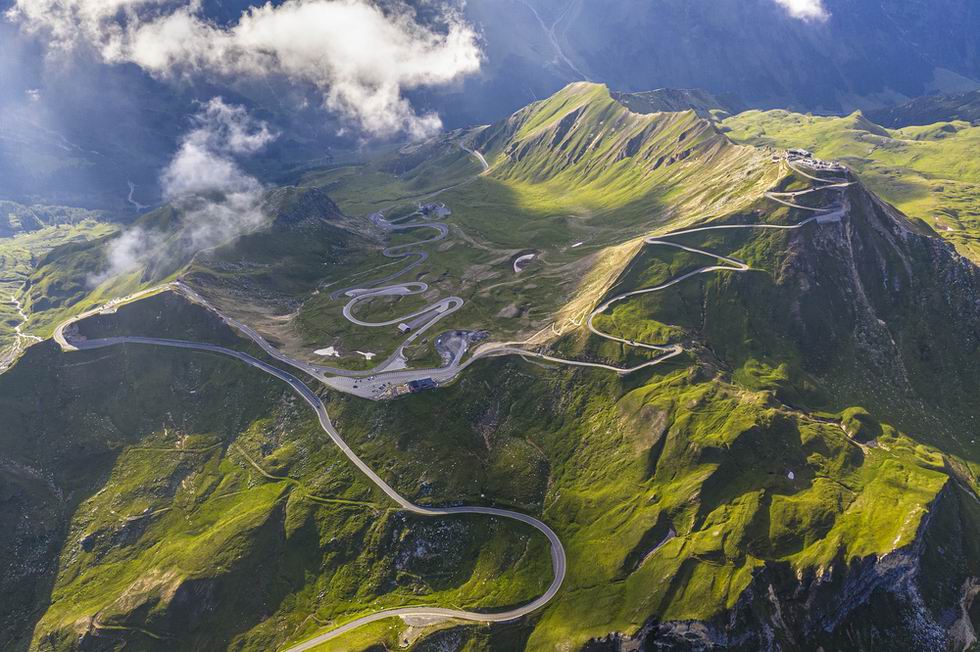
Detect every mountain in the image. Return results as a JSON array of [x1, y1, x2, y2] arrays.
[[15, 185, 371, 347], [4, 0, 980, 212], [721, 107, 980, 263], [610, 88, 735, 119], [2, 82, 979, 651], [424, 0, 980, 128], [0, 203, 115, 371], [868, 90, 980, 127]]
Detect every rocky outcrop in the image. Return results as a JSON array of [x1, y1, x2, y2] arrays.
[[586, 482, 979, 651]]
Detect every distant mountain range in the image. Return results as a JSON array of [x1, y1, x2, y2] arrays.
[[2, 0, 979, 211], [868, 89, 980, 127], [424, 0, 980, 127]]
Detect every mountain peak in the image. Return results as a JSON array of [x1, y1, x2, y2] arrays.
[[611, 88, 731, 119]]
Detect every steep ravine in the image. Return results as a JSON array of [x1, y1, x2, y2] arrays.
[[584, 481, 980, 651]]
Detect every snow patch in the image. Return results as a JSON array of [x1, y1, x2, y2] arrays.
[[513, 253, 535, 273]]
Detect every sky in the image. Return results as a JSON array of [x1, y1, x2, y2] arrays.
[[0, 0, 836, 278], [6, 0, 484, 139], [5, 0, 828, 140]]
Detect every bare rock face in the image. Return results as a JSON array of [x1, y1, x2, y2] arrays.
[[262, 187, 344, 228], [586, 482, 980, 652]]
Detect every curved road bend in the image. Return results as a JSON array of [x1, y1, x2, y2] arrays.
[[328, 220, 449, 301], [482, 159, 852, 374], [49, 152, 848, 649], [60, 334, 565, 651], [177, 156, 852, 389]]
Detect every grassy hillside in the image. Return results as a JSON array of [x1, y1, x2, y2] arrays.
[[5, 274, 976, 650], [868, 90, 980, 128], [0, 201, 108, 238], [4, 82, 980, 651], [722, 109, 980, 262], [0, 220, 117, 366], [1, 294, 551, 651], [286, 82, 784, 369], [10, 83, 782, 373]]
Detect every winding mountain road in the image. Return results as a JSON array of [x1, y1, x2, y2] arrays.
[[49, 151, 850, 650], [59, 332, 566, 651], [475, 158, 851, 374]]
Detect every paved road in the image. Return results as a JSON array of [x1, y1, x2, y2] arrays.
[[459, 143, 490, 172], [53, 284, 179, 351], [474, 157, 852, 375], [48, 151, 850, 649], [176, 154, 850, 394], [342, 283, 462, 329], [57, 333, 566, 652]]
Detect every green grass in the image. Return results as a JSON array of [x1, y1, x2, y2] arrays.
[[722, 109, 980, 262], [2, 297, 556, 651], [0, 220, 116, 351], [5, 82, 980, 651], [269, 82, 787, 369]]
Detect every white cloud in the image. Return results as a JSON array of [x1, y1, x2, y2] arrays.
[[8, 0, 482, 138], [773, 0, 829, 21], [93, 98, 275, 283]]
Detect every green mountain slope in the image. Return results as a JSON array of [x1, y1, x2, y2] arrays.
[[2, 295, 550, 651], [722, 108, 980, 263], [470, 82, 772, 227], [868, 90, 980, 128], [288, 82, 782, 368], [0, 217, 116, 370], [2, 82, 979, 651]]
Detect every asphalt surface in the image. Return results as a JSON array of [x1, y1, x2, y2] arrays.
[[58, 333, 566, 652], [48, 151, 850, 649], [477, 156, 852, 376]]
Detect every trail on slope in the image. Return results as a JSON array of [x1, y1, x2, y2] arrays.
[[49, 154, 849, 649], [57, 331, 566, 650], [483, 159, 851, 373]]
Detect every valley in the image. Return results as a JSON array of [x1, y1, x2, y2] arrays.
[[2, 82, 979, 651]]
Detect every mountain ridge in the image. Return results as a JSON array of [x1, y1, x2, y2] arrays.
[[2, 81, 979, 651]]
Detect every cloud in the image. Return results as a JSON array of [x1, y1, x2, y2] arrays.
[[773, 0, 829, 21], [8, 0, 482, 138], [92, 98, 274, 283]]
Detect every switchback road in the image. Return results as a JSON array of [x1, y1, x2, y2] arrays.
[[49, 151, 850, 650]]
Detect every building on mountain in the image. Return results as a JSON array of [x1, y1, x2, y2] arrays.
[[420, 202, 451, 217], [407, 378, 438, 393]]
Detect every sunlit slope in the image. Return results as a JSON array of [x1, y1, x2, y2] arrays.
[[515, 171, 980, 649], [5, 286, 976, 652], [468, 82, 776, 231], [310, 82, 779, 243], [1, 294, 550, 651], [723, 108, 980, 262], [0, 220, 115, 364], [285, 83, 788, 365], [3, 81, 980, 652]]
